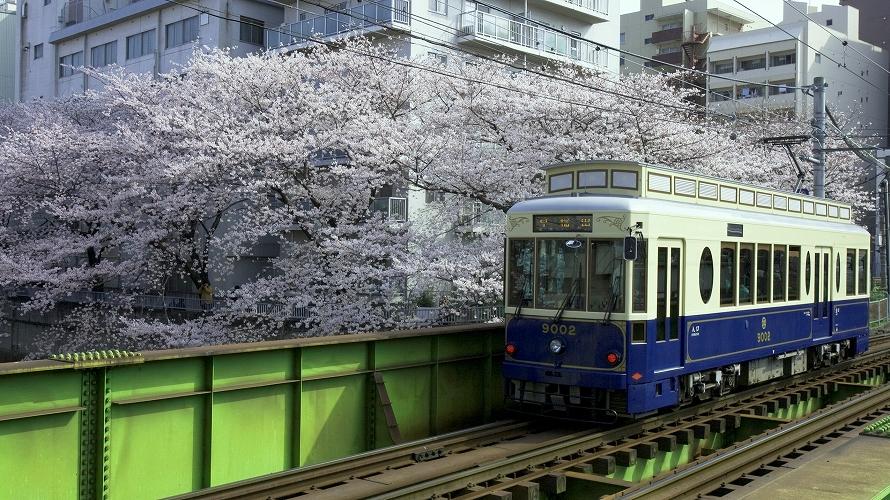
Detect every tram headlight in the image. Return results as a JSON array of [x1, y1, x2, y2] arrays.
[[548, 338, 565, 354]]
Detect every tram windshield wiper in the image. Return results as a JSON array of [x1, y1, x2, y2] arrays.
[[552, 239, 584, 324]]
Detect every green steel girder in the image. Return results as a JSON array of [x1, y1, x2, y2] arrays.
[[0, 324, 503, 499]]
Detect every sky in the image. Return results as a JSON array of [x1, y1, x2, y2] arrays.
[[619, 0, 785, 24]]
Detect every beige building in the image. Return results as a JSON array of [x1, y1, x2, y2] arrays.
[[620, 0, 756, 75], [706, 1, 887, 121]]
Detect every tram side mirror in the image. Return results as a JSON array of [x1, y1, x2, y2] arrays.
[[623, 236, 638, 261]]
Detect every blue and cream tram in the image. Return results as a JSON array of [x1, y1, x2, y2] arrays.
[[503, 161, 871, 419]]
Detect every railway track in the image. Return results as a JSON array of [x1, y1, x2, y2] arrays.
[[175, 339, 890, 500]]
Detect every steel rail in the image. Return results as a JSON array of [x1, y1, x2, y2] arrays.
[[618, 381, 890, 499], [169, 420, 531, 500], [374, 351, 890, 499]]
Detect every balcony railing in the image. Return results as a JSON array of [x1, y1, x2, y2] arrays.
[[652, 51, 682, 65], [460, 10, 604, 68], [543, 0, 609, 17], [266, 0, 410, 49], [650, 26, 682, 44], [372, 196, 408, 222], [57, 0, 140, 28]]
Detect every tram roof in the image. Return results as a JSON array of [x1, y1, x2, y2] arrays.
[[509, 195, 866, 235], [539, 160, 854, 224]]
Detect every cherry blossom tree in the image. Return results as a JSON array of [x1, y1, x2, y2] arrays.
[[0, 40, 875, 355]]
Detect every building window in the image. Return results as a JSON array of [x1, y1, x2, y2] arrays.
[[737, 84, 764, 99], [33, 43, 43, 59], [644, 13, 654, 21], [43, 0, 49, 6], [712, 60, 733, 74], [768, 80, 795, 95], [826, 19, 833, 26], [815, 53, 821, 63], [738, 56, 765, 71], [90, 40, 117, 67], [428, 0, 446, 14], [620, 32, 625, 44], [166, 16, 199, 49], [126, 29, 156, 60], [238, 16, 264, 46], [428, 52, 447, 65], [644, 37, 652, 44], [619, 55, 625, 66], [771, 53, 795, 66], [711, 87, 732, 101], [59, 51, 83, 78]]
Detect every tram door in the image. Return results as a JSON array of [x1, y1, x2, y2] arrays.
[[813, 247, 832, 339], [653, 241, 683, 371]]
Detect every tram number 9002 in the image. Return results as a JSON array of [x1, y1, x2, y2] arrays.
[[756, 331, 771, 343], [542, 324, 576, 335]]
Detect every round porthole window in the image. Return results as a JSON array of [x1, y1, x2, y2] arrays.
[[699, 247, 714, 303]]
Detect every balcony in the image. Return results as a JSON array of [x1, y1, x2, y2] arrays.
[[457, 202, 504, 233], [652, 51, 682, 65], [459, 10, 605, 69], [650, 27, 682, 44], [372, 197, 408, 222], [536, 0, 610, 23], [266, 0, 410, 50], [50, 0, 166, 43]]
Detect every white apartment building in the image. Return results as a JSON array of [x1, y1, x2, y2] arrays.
[[15, 0, 620, 101], [16, 0, 283, 100], [620, 0, 757, 75], [0, 0, 16, 101], [706, 1, 888, 124]]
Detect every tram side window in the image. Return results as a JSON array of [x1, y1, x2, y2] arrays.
[[632, 239, 647, 313], [773, 245, 786, 302], [669, 248, 680, 340], [858, 249, 868, 295], [846, 249, 856, 295], [589, 240, 624, 312], [536, 239, 587, 310], [657, 248, 667, 340], [756, 244, 771, 303], [805, 251, 812, 296], [788, 246, 801, 300], [835, 254, 841, 294], [720, 243, 736, 306], [739, 243, 754, 305], [507, 239, 534, 307]]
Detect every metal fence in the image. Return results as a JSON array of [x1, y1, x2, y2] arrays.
[[266, 0, 410, 49], [460, 10, 605, 68], [5, 287, 502, 327], [871, 293, 890, 327]]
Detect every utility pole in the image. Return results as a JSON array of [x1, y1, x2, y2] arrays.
[[812, 76, 827, 198], [875, 177, 890, 290]]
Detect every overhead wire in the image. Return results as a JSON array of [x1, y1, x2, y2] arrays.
[[731, 0, 888, 96], [781, 0, 890, 77]]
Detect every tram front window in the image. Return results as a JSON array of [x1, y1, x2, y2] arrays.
[[589, 240, 624, 312], [507, 239, 534, 307], [536, 239, 587, 310]]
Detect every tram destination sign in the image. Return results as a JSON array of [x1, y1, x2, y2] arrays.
[[533, 214, 593, 232]]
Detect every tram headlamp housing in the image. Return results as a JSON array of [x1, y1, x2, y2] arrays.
[[548, 338, 565, 355]]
